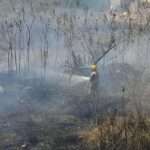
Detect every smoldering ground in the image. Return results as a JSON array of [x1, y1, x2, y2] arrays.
[[1, 0, 150, 149]]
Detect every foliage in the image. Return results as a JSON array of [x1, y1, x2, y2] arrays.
[[80, 113, 150, 150]]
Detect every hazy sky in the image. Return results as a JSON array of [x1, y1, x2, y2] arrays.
[[68, 0, 110, 10], [82, 0, 110, 9]]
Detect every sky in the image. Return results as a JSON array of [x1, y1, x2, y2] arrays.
[[67, 0, 110, 10], [81, 0, 108, 7]]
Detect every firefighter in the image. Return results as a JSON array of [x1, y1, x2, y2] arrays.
[[90, 64, 99, 125]]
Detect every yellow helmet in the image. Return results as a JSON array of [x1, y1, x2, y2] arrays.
[[91, 64, 97, 71]]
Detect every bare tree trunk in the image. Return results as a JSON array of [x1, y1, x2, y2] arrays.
[[18, 29, 22, 73], [8, 40, 13, 72], [14, 42, 17, 72], [7, 50, 10, 72], [26, 24, 32, 72]]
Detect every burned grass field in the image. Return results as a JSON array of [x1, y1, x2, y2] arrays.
[[0, 0, 150, 150]]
